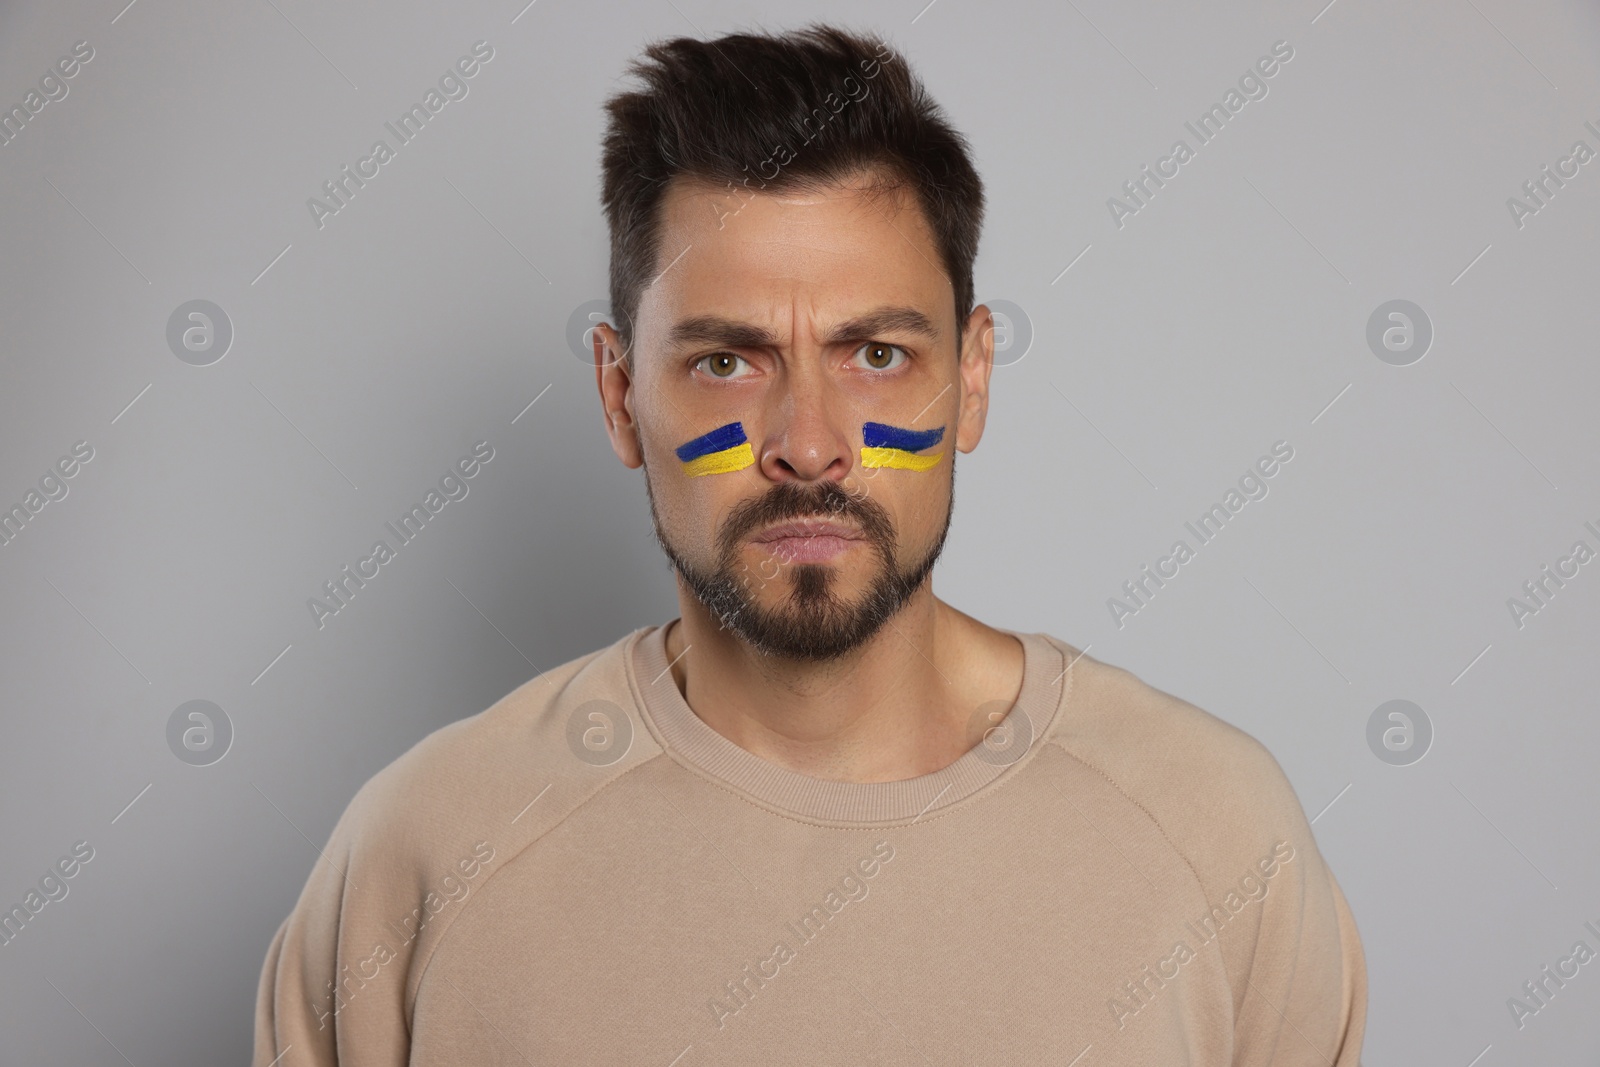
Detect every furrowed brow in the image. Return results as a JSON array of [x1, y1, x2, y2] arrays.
[[664, 305, 940, 352]]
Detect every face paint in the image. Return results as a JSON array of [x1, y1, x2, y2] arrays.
[[676, 421, 755, 477], [860, 422, 944, 471]]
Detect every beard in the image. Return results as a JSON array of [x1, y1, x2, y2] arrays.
[[644, 466, 953, 662]]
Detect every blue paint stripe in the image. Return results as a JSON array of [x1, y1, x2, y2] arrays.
[[675, 421, 748, 462], [863, 422, 944, 452]]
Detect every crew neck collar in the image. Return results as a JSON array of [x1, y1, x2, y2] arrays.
[[626, 621, 1073, 825]]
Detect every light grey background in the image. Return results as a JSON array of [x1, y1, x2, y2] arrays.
[[1, 0, 1596, 1062]]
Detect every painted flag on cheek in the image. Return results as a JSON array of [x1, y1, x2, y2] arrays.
[[676, 421, 755, 477], [861, 422, 945, 471]]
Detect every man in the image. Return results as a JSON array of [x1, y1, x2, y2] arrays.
[[254, 24, 1366, 1065]]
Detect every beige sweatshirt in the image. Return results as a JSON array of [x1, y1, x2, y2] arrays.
[[254, 624, 1366, 1065]]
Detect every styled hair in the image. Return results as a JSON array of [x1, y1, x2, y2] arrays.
[[599, 23, 985, 365]]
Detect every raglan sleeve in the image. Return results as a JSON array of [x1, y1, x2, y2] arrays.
[[1231, 783, 1368, 1066], [1322, 864, 1369, 1063], [1059, 655, 1369, 1065], [251, 775, 418, 1067]]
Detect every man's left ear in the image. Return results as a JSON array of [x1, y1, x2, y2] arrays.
[[955, 303, 995, 453]]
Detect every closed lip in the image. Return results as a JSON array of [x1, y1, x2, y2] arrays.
[[752, 519, 865, 542]]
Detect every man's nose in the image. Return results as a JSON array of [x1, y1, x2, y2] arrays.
[[757, 379, 854, 484]]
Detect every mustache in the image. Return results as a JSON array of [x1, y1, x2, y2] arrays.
[[717, 480, 894, 561]]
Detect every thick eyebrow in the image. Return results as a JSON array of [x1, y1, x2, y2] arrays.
[[823, 306, 941, 346], [665, 305, 941, 351]]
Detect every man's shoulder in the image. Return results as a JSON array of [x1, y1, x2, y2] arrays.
[[1034, 637, 1366, 1050], [330, 626, 666, 866], [1037, 636, 1312, 873]]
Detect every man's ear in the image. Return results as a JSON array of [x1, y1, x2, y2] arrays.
[[954, 304, 995, 454], [594, 323, 643, 468]]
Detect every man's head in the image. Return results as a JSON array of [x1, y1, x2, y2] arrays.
[[594, 24, 993, 661]]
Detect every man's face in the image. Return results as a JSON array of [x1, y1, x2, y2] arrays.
[[598, 170, 993, 661]]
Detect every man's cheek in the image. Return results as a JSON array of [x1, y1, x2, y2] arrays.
[[675, 421, 755, 477], [859, 421, 947, 472]]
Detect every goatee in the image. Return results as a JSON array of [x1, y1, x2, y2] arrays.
[[646, 472, 952, 661]]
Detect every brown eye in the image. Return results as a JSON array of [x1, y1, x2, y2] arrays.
[[698, 352, 750, 378], [854, 342, 906, 371]]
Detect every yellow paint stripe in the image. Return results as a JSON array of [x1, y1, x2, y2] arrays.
[[682, 442, 754, 477], [861, 446, 943, 471]]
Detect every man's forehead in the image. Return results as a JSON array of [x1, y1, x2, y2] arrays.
[[655, 170, 935, 256], [641, 171, 951, 343]]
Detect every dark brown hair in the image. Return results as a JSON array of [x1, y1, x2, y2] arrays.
[[599, 23, 985, 365]]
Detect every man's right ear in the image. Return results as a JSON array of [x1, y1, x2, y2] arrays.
[[593, 323, 643, 469]]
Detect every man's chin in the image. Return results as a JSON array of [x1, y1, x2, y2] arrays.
[[703, 570, 905, 661], [719, 605, 893, 662]]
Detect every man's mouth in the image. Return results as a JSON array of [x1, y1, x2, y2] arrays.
[[751, 518, 866, 563]]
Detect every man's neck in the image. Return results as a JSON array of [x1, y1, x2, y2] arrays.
[[663, 592, 1025, 784]]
